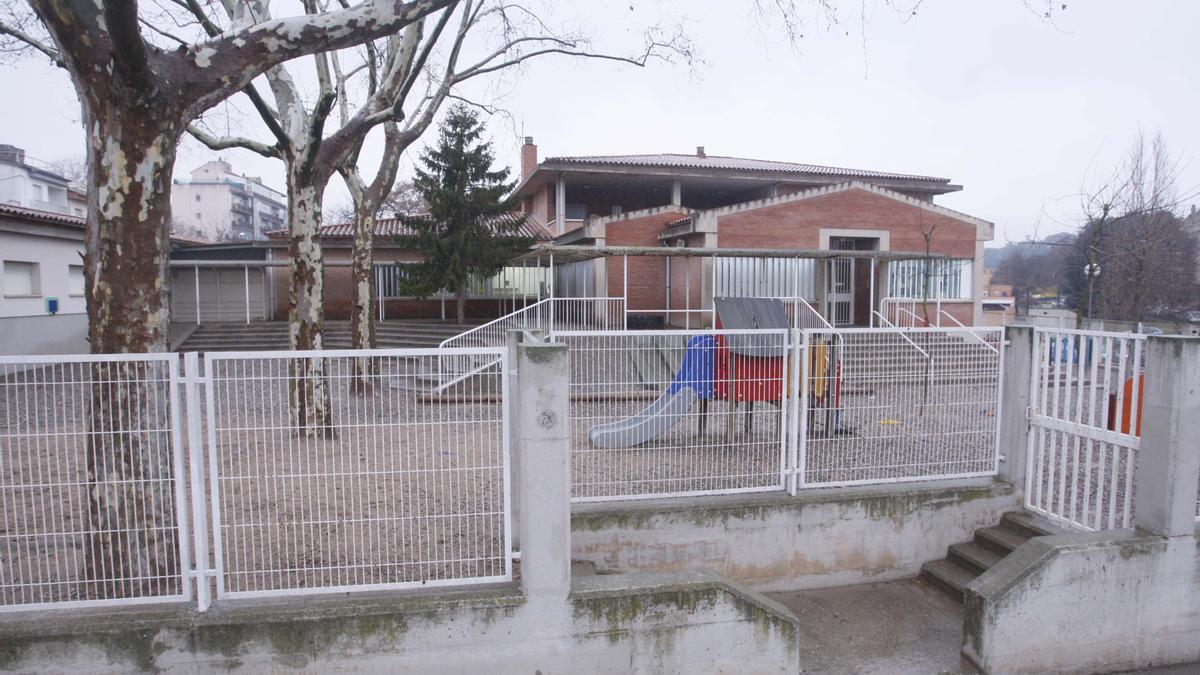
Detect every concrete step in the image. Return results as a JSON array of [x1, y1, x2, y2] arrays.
[[1000, 510, 1063, 539], [919, 558, 978, 601], [974, 525, 1030, 557], [947, 542, 1003, 575]]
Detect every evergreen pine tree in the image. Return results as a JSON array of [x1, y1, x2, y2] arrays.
[[399, 105, 533, 324]]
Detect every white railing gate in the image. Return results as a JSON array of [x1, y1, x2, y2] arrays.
[[1025, 328, 1145, 531]]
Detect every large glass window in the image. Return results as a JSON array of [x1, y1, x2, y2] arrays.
[[886, 258, 973, 300]]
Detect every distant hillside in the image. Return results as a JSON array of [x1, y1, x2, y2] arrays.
[[985, 232, 1075, 269]]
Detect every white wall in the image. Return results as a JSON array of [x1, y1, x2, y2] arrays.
[[0, 313, 87, 355], [0, 230, 85, 319]]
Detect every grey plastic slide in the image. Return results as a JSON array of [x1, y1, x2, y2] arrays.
[[587, 387, 698, 449]]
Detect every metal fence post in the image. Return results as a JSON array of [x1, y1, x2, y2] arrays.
[[183, 351, 212, 611]]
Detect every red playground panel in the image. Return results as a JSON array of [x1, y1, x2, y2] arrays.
[[712, 335, 786, 402]]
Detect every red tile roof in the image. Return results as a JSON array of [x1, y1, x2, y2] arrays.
[[264, 214, 553, 241], [541, 153, 950, 183], [0, 202, 85, 228], [0, 203, 210, 245]]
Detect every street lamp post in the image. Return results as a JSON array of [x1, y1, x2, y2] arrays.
[[1083, 262, 1101, 324]]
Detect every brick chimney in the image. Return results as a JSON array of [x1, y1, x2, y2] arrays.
[[696, 146, 706, 158], [521, 137, 538, 180]]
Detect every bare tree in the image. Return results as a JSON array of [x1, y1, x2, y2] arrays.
[[327, 0, 693, 394], [1039, 131, 1199, 327], [0, 0, 451, 597]]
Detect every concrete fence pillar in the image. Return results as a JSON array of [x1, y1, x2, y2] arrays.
[[516, 341, 571, 598], [1133, 335, 1200, 537], [997, 325, 1033, 492], [506, 330, 523, 550]]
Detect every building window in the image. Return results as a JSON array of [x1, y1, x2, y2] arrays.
[[3, 260, 41, 297], [68, 264, 85, 296], [887, 259, 973, 300], [195, 194, 201, 202]]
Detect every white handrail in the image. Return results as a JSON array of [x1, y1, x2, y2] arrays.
[[439, 297, 551, 350], [872, 310, 930, 359], [795, 297, 833, 330], [938, 309, 999, 354]]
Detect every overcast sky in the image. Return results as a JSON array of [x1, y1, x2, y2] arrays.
[[2, 1, 1197, 246]]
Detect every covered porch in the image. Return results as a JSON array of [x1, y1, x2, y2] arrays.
[[509, 244, 980, 330]]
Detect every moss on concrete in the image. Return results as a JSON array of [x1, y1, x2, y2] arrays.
[[571, 480, 1012, 533]]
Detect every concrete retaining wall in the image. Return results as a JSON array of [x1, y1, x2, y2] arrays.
[[0, 572, 799, 673], [572, 478, 1018, 592], [964, 530, 1200, 674]]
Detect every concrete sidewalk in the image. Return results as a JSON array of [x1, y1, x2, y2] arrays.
[[769, 578, 972, 674]]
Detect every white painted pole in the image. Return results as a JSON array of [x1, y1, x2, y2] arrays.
[[244, 265, 250, 324], [869, 258, 876, 328], [685, 256, 691, 330], [549, 252, 555, 331], [193, 264, 200, 325], [622, 254, 628, 325]]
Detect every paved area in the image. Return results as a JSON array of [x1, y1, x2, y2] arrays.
[[769, 578, 974, 674]]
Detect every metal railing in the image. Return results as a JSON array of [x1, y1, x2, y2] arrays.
[[0, 354, 191, 610], [0, 346, 511, 612], [1026, 328, 1145, 531], [554, 325, 1003, 501], [556, 329, 790, 501], [940, 309, 999, 354], [202, 348, 510, 599], [879, 297, 943, 328], [437, 297, 626, 387], [872, 310, 930, 360], [797, 327, 1003, 487]]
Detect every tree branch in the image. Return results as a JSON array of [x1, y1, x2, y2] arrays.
[[184, 0, 457, 112], [187, 124, 281, 158], [0, 19, 64, 67]]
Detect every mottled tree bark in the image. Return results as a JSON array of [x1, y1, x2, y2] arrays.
[[82, 95, 181, 598], [286, 172, 333, 435], [349, 210, 378, 393]]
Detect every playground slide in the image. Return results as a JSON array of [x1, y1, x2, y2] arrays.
[[588, 335, 716, 449], [587, 387, 698, 449]]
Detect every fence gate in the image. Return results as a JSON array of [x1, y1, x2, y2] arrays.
[[1025, 328, 1145, 531]]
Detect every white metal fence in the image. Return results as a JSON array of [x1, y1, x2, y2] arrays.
[[438, 297, 625, 387], [557, 329, 791, 501], [797, 327, 1003, 488], [1025, 328, 1145, 531], [556, 326, 1004, 502], [0, 347, 510, 612], [0, 354, 190, 610], [202, 349, 510, 599]]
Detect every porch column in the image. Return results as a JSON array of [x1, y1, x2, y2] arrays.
[[670, 179, 682, 206], [555, 173, 566, 235], [1133, 335, 1200, 537]]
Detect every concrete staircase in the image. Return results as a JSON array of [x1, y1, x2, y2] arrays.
[[174, 319, 487, 352], [919, 511, 1062, 602]]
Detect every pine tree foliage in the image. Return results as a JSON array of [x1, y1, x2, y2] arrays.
[[399, 105, 533, 321]]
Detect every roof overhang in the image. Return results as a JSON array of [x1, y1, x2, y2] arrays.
[[510, 244, 950, 265], [514, 163, 962, 199]]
